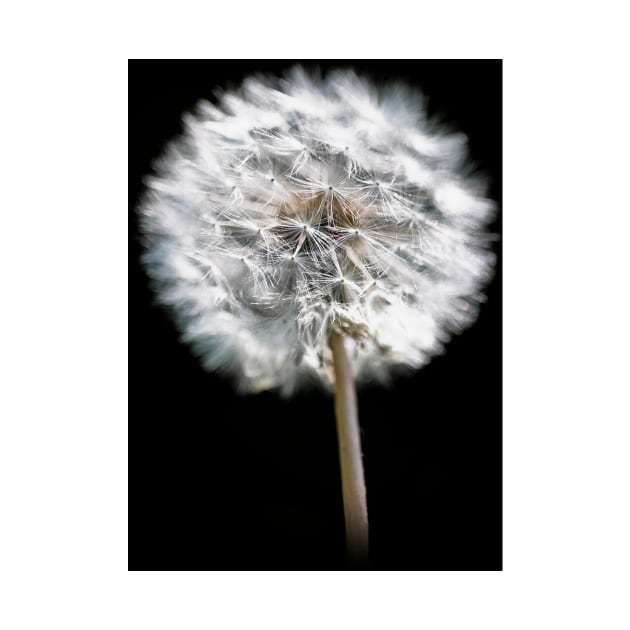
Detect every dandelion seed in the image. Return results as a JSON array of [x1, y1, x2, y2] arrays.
[[140, 68, 495, 395]]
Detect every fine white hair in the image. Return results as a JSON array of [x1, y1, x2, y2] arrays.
[[140, 67, 496, 395]]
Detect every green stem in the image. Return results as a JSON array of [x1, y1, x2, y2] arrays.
[[330, 331, 369, 567]]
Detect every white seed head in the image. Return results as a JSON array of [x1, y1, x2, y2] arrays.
[[140, 67, 496, 395]]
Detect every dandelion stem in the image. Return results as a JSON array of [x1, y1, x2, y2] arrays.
[[330, 331, 369, 567]]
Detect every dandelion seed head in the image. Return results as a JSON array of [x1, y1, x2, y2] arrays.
[[140, 67, 496, 395]]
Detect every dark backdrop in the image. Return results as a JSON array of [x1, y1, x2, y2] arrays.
[[129, 59, 502, 570]]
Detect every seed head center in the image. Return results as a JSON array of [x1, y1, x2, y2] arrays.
[[279, 190, 364, 229]]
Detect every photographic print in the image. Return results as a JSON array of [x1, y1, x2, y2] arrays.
[[129, 59, 502, 570]]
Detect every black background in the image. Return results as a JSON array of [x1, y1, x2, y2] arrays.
[[129, 60, 502, 570]]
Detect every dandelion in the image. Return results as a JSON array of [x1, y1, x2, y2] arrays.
[[139, 67, 496, 565]]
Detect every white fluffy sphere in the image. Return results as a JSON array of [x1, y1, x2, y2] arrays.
[[140, 67, 496, 395]]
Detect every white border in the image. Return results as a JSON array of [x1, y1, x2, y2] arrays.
[[1, 3, 629, 628]]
